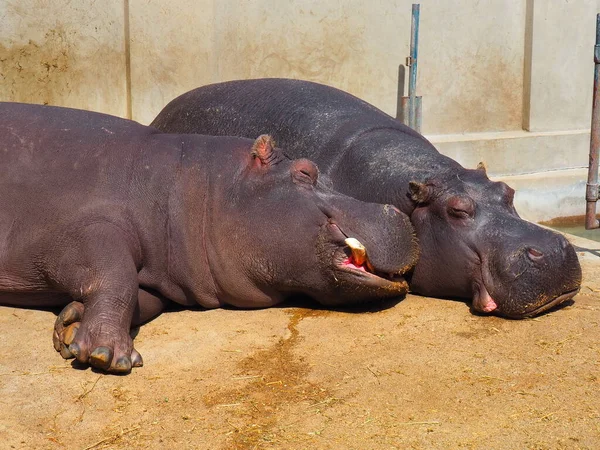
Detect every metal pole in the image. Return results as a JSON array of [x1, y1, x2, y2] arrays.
[[408, 4, 420, 131], [586, 13, 600, 229]]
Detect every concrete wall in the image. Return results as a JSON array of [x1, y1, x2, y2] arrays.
[[524, 0, 597, 132], [1, 0, 599, 222], [0, 0, 127, 116], [127, 0, 530, 132]]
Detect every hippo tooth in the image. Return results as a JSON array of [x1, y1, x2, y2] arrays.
[[345, 237, 368, 266]]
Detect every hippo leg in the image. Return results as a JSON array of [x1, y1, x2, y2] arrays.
[[46, 224, 140, 373], [53, 289, 168, 369], [133, 288, 170, 326]]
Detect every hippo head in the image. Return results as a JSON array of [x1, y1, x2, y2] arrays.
[[406, 164, 581, 318], [209, 135, 419, 307]]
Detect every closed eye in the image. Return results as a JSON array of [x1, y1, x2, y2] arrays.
[[449, 207, 473, 219], [447, 196, 475, 219]]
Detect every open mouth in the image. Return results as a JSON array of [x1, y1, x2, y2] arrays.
[[339, 237, 406, 284], [342, 237, 375, 272], [326, 222, 407, 288]]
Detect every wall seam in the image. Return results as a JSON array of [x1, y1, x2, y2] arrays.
[[124, 0, 132, 119]]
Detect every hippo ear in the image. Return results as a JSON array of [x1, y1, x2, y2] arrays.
[[408, 181, 432, 204], [251, 134, 278, 166], [476, 161, 487, 174]]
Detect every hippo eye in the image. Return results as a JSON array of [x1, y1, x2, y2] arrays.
[[448, 207, 471, 219], [447, 196, 475, 219]]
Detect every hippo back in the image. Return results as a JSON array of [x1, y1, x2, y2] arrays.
[[151, 78, 444, 172]]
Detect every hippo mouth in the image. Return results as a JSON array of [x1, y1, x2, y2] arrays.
[[336, 237, 408, 290], [326, 223, 408, 289], [519, 288, 580, 318], [472, 279, 580, 318], [342, 237, 403, 278]]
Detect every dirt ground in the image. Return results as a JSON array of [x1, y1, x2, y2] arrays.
[[1, 233, 599, 450]]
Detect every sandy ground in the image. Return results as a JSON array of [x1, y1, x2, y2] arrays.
[[1, 233, 599, 450]]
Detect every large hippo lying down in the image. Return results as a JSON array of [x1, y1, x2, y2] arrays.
[[151, 78, 582, 319], [0, 102, 419, 373]]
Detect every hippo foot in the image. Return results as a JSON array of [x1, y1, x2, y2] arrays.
[[53, 301, 143, 373]]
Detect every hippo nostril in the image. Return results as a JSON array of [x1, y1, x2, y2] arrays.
[[527, 247, 544, 262]]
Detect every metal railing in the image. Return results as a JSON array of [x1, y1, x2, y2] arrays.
[[585, 13, 600, 229], [397, 4, 422, 133]]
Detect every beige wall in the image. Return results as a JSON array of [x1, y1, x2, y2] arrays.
[[129, 0, 414, 125], [1, 0, 592, 134], [128, 0, 529, 132], [419, 1, 526, 134], [129, 0, 214, 124], [1, 0, 599, 221], [0, 0, 127, 116], [524, 0, 598, 132]]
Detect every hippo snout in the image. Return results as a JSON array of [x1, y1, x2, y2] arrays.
[[487, 231, 582, 319], [323, 198, 420, 277], [352, 203, 420, 276], [316, 203, 419, 306]]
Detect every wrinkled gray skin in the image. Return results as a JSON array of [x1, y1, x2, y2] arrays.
[[0, 102, 419, 373], [151, 78, 582, 319]]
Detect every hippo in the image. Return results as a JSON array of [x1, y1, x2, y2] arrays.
[[151, 78, 582, 319], [0, 102, 419, 373]]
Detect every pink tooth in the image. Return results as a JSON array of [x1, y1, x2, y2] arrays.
[[482, 297, 498, 312], [480, 287, 498, 312]]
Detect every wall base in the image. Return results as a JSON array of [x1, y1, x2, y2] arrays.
[[426, 130, 590, 223]]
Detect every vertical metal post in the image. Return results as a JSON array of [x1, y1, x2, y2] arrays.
[[408, 4, 420, 131], [586, 14, 600, 229]]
